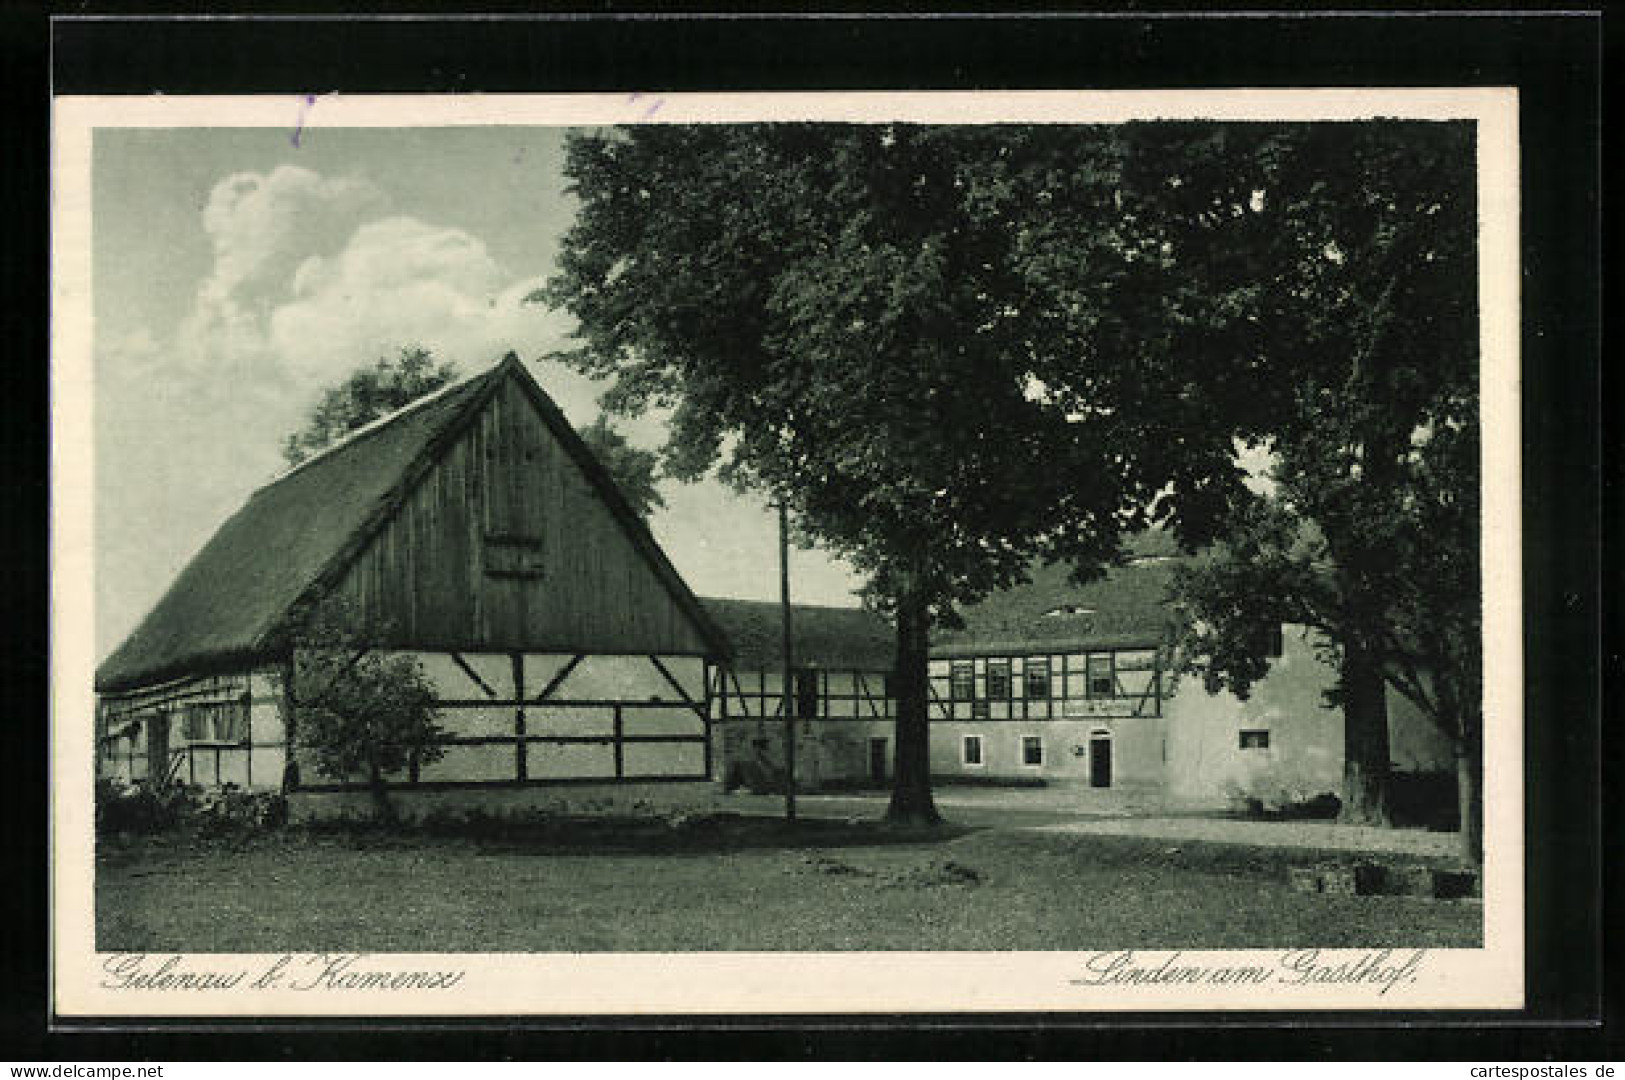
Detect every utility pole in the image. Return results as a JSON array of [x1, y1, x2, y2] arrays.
[[779, 499, 797, 823]]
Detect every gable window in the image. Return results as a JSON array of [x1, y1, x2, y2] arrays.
[[986, 659, 1011, 700], [1024, 656, 1050, 700], [1020, 735, 1044, 767], [962, 734, 984, 767], [483, 533, 546, 579], [950, 661, 975, 701], [1239, 729, 1271, 750], [1087, 654, 1115, 698]]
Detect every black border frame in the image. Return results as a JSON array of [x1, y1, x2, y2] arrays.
[[7, 6, 1608, 1060]]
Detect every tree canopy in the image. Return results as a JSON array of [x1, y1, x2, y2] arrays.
[[541, 122, 1312, 821], [577, 415, 665, 519], [1165, 123, 1481, 847]]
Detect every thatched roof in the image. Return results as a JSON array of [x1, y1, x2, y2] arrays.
[[930, 555, 1186, 658], [702, 597, 895, 672], [97, 355, 728, 693]]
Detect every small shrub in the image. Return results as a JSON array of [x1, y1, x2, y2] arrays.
[[95, 778, 200, 835], [195, 785, 288, 830], [1226, 763, 1341, 820]]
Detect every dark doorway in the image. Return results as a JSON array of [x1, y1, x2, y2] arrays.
[[794, 667, 819, 720], [869, 737, 888, 785], [1089, 734, 1112, 788], [147, 711, 170, 785]]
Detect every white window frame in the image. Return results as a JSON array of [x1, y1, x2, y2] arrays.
[[961, 733, 985, 768], [1019, 733, 1045, 768]]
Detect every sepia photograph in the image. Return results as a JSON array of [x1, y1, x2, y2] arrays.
[[51, 89, 1523, 1016]]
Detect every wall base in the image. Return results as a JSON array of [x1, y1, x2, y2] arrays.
[[288, 781, 728, 824]]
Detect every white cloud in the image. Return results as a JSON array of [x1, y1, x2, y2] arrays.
[[96, 166, 590, 655], [157, 165, 578, 406], [176, 166, 386, 375], [266, 215, 570, 386], [199, 165, 384, 303]]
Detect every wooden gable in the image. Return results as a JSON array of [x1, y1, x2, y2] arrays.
[[328, 366, 718, 657]]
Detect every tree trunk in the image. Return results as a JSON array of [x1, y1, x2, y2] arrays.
[[1339, 637, 1393, 826], [1456, 722, 1483, 866], [367, 761, 398, 826], [885, 588, 942, 826]]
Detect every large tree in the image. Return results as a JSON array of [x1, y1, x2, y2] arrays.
[[1166, 123, 1481, 847], [541, 124, 1286, 823]]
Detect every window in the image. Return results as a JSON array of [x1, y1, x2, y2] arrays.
[[950, 661, 975, 701], [1042, 604, 1095, 617], [483, 533, 546, 579], [1087, 654, 1115, 697], [1239, 729, 1271, 750], [1024, 656, 1050, 699], [185, 705, 210, 742], [182, 700, 248, 743], [1021, 735, 1044, 767], [986, 659, 1011, 699], [962, 734, 984, 766], [1260, 624, 1285, 658]]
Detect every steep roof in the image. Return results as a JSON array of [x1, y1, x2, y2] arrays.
[[930, 555, 1186, 658], [702, 597, 894, 672], [97, 355, 728, 693]]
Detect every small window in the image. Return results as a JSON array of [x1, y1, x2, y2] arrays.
[[1239, 729, 1271, 750], [484, 533, 546, 579], [962, 734, 984, 766], [1024, 657, 1050, 699], [1251, 623, 1284, 658], [1087, 654, 1115, 697], [950, 661, 975, 701], [986, 659, 1011, 699], [1042, 604, 1095, 617], [1021, 735, 1044, 767]]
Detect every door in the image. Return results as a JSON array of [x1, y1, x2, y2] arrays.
[[794, 668, 819, 721], [868, 737, 888, 785], [1089, 734, 1112, 788], [146, 711, 170, 785]]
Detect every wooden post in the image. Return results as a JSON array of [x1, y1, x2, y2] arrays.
[[779, 500, 796, 823], [513, 652, 527, 782], [243, 689, 253, 789], [707, 659, 722, 782], [613, 704, 625, 779]]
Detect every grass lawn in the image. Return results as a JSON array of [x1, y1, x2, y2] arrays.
[[96, 815, 1482, 953]]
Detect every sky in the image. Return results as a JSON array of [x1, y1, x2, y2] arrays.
[[92, 126, 866, 661]]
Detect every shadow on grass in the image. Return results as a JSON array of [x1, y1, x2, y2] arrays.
[[94, 811, 980, 859], [455, 812, 977, 856]]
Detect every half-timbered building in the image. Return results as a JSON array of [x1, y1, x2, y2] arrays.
[[95, 354, 731, 819], [923, 543, 1454, 807], [703, 598, 897, 790]]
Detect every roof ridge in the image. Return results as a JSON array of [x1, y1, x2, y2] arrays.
[[701, 595, 869, 613], [255, 357, 505, 492]]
